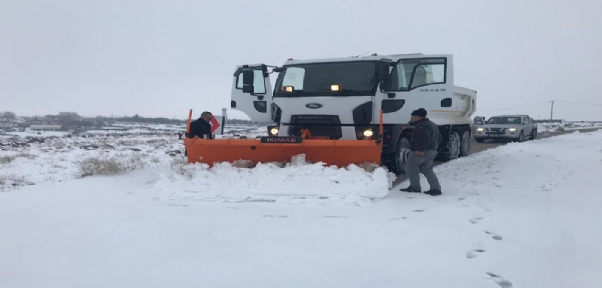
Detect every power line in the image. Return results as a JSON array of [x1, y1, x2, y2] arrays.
[[555, 100, 602, 106]]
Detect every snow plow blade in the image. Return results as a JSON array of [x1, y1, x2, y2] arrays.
[[184, 138, 382, 167], [182, 109, 384, 168]]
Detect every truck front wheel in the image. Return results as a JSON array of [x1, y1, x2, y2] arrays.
[[391, 136, 411, 175]]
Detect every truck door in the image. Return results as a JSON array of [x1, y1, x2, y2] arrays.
[[376, 55, 452, 124], [231, 64, 273, 122]]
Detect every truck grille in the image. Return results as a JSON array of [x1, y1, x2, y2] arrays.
[[288, 115, 343, 139]]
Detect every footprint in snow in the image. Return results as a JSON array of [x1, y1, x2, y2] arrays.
[[389, 217, 408, 221], [323, 216, 349, 219], [261, 215, 287, 218], [168, 204, 188, 207], [486, 272, 513, 288], [465, 249, 486, 259], [226, 207, 242, 210], [413, 209, 425, 213], [469, 217, 482, 224], [484, 230, 503, 240]]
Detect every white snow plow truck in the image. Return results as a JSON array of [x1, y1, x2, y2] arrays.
[[230, 53, 477, 174]]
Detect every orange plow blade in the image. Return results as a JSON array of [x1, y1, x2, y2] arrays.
[[184, 138, 382, 168]]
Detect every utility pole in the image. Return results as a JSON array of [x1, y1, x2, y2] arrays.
[[550, 100, 554, 120]]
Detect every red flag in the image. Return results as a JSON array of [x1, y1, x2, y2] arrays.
[[210, 116, 220, 133]]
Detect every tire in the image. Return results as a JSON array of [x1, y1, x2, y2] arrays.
[[476, 138, 485, 143], [517, 131, 525, 142], [530, 129, 537, 140], [390, 136, 411, 175], [459, 130, 471, 157], [439, 131, 461, 161]]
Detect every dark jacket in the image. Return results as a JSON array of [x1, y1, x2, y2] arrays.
[[187, 118, 213, 139], [410, 118, 441, 151]]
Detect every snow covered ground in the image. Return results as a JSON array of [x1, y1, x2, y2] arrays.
[[537, 121, 602, 132], [1, 129, 602, 287]]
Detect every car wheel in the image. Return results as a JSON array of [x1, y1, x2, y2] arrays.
[[518, 131, 525, 142], [459, 131, 471, 157], [531, 129, 537, 140]]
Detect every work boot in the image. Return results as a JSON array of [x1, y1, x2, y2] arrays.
[[400, 186, 421, 193], [424, 190, 442, 196]]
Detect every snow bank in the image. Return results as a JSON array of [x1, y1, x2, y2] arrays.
[[154, 155, 395, 207]]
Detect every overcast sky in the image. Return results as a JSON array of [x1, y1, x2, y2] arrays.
[[1, 0, 601, 121]]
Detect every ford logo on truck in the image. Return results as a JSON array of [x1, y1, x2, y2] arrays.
[[306, 103, 323, 109]]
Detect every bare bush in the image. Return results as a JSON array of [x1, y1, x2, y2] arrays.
[[77, 154, 148, 177], [16, 152, 36, 160], [0, 155, 16, 164], [0, 152, 35, 164], [0, 174, 34, 191]]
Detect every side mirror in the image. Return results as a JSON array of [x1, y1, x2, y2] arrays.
[[379, 64, 390, 81], [242, 68, 254, 94], [379, 79, 391, 92]]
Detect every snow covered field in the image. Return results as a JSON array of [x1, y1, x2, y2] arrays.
[[1, 127, 602, 287], [537, 121, 602, 133]]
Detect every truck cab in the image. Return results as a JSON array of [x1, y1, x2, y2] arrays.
[[230, 53, 477, 174]]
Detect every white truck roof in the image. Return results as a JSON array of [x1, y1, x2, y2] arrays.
[[282, 53, 449, 66]]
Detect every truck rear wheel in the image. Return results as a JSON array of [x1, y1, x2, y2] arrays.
[[439, 131, 460, 161], [459, 131, 471, 157]]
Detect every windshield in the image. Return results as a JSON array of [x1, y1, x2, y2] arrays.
[[274, 61, 377, 97], [487, 117, 522, 124]]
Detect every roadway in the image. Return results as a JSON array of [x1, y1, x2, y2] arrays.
[[392, 127, 602, 187]]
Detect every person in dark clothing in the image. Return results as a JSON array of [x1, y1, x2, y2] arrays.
[[188, 111, 213, 139], [400, 108, 443, 196]]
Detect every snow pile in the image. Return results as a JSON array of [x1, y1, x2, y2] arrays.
[[154, 155, 394, 207]]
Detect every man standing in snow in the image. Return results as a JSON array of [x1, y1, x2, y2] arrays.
[[188, 111, 213, 139], [400, 108, 442, 196]]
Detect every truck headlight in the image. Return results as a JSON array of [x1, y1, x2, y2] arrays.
[[363, 129, 374, 137], [508, 128, 517, 132], [270, 127, 279, 136], [476, 128, 484, 132], [331, 84, 342, 91]]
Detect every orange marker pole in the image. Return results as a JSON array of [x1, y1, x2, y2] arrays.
[[379, 109, 383, 141], [186, 109, 193, 135]]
